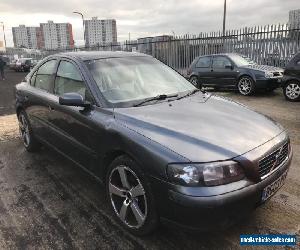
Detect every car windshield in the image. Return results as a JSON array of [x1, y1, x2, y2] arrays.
[[228, 54, 257, 67], [86, 56, 195, 106]]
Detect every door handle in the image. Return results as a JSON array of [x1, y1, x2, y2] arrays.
[[48, 105, 55, 111], [210, 69, 214, 72]]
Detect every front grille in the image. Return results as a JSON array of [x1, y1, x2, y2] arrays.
[[259, 142, 289, 178]]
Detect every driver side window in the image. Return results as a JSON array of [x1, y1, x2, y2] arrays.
[[212, 56, 232, 68], [54, 60, 93, 102]]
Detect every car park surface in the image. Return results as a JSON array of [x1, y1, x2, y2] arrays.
[[0, 69, 299, 249]]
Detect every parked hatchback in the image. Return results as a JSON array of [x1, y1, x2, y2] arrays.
[[15, 52, 292, 235], [281, 52, 300, 101], [187, 53, 283, 95], [15, 58, 33, 72]]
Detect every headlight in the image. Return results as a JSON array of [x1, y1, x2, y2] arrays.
[[265, 71, 273, 78], [167, 161, 245, 186]]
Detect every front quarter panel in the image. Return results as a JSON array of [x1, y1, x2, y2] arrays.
[[97, 113, 189, 181], [237, 68, 259, 82]]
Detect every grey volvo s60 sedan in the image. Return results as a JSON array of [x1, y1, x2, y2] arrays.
[[15, 51, 292, 235]]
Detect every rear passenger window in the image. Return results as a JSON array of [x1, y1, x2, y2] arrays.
[[54, 61, 91, 101], [196, 57, 211, 68], [35, 60, 57, 91]]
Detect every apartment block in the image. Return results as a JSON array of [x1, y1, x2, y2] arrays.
[[84, 17, 117, 46], [289, 9, 300, 27], [12, 21, 74, 50], [12, 25, 42, 49], [40, 21, 74, 50]]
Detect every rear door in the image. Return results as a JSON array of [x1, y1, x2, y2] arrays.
[[211, 56, 238, 87], [196, 56, 214, 85], [25, 59, 58, 142]]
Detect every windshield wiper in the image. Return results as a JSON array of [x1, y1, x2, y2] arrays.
[[133, 94, 178, 107], [175, 89, 202, 101]]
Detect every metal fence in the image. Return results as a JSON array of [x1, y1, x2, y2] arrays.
[[6, 23, 300, 75]]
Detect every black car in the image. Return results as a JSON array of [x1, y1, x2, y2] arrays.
[[187, 53, 283, 95], [281, 52, 300, 101], [15, 51, 292, 235], [15, 58, 33, 72]]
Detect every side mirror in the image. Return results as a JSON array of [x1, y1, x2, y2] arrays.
[[225, 65, 234, 70], [59, 92, 90, 107]]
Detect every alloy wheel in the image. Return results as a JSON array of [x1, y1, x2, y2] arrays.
[[109, 166, 147, 228], [238, 77, 252, 95], [285, 82, 300, 100], [190, 77, 198, 87], [18, 113, 30, 147]]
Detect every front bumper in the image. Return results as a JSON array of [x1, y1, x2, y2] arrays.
[[255, 78, 282, 89], [150, 137, 292, 231]]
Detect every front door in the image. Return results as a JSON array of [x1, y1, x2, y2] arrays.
[[48, 59, 100, 173], [211, 56, 238, 87]]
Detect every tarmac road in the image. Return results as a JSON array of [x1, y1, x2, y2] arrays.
[[0, 69, 299, 249]]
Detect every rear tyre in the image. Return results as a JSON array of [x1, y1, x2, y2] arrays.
[[283, 81, 300, 102], [18, 110, 41, 152], [237, 76, 255, 96], [106, 155, 158, 236]]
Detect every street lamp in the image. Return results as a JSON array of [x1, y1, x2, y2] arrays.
[[222, 0, 227, 37], [0, 22, 7, 50], [73, 11, 85, 47]]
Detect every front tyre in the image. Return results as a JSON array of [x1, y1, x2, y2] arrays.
[[189, 76, 201, 89], [18, 110, 40, 152], [237, 76, 255, 96], [283, 81, 300, 101], [106, 155, 158, 235]]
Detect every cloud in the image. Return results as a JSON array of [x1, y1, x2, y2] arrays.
[[0, 0, 299, 46]]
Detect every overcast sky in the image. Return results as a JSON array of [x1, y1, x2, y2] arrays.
[[0, 0, 299, 47]]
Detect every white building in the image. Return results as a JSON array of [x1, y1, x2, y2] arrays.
[[289, 9, 300, 27], [40, 21, 74, 50], [0, 41, 5, 52], [84, 17, 117, 46], [12, 25, 41, 49]]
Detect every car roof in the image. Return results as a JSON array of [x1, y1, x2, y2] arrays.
[[196, 53, 240, 58], [57, 51, 151, 61]]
